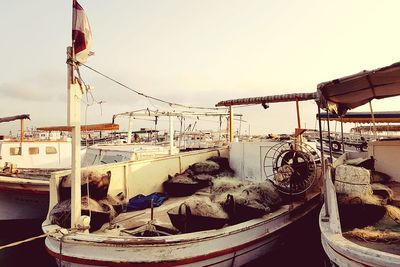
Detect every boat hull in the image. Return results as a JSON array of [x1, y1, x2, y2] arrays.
[[45, 194, 321, 267], [0, 179, 48, 220], [319, 205, 400, 267]]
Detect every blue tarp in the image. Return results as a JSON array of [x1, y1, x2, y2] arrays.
[[127, 192, 169, 211]]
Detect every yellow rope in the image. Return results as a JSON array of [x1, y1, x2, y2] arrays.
[[0, 232, 50, 251], [0, 227, 80, 251]]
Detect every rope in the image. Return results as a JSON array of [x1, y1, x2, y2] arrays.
[[79, 62, 225, 111], [0, 232, 50, 250]]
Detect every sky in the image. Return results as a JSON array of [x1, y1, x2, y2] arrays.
[[1, 0, 400, 136]]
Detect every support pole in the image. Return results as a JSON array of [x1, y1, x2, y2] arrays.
[[20, 119, 24, 143], [296, 97, 301, 129], [229, 106, 233, 143], [318, 107, 329, 218], [169, 115, 174, 155], [127, 116, 133, 144], [369, 101, 377, 140], [326, 112, 333, 162], [67, 47, 82, 228], [341, 117, 345, 154]]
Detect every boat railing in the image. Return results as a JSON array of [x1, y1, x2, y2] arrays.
[[323, 164, 342, 234]]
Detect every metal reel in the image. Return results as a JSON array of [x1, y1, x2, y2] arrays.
[[263, 141, 318, 195]]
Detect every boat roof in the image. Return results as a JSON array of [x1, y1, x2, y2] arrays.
[[0, 114, 30, 123], [317, 62, 400, 115], [316, 111, 400, 123], [215, 92, 317, 107], [37, 123, 119, 132]]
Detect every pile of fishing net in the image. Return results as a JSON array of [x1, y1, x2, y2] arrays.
[[334, 160, 400, 242], [344, 205, 400, 242], [211, 177, 282, 223], [163, 157, 234, 196], [50, 170, 125, 232]]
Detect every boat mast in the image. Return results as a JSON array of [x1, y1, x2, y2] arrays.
[[67, 44, 82, 228]]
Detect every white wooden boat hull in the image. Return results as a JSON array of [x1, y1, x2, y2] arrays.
[[319, 172, 400, 267], [45, 195, 320, 267], [319, 205, 400, 267]]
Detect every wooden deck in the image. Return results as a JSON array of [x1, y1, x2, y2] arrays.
[[110, 188, 212, 233]]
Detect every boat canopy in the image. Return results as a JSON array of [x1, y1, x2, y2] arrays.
[[316, 111, 400, 123], [352, 124, 400, 133], [37, 123, 119, 132], [317, 62, 400, 115], [215, 92, 317, 107], [0, 114, 30, 123]]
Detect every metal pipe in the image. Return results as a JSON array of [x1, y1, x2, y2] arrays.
[[341, 117, 345, 154], [169, 115, 174, 155], [20, 119, 24, 143], [326, 112, 333, 162], [369, 101, 377, 139], [296, 97, 301, 129], [229, 106, 233, 142]]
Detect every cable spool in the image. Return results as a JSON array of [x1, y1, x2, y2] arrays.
[[263, 141, 318, 195]]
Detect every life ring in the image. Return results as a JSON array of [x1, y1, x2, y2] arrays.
[[330, 141, 341, 152]]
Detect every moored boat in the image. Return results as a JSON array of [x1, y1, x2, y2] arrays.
[[42, 2, 323, 265], [317, 62, 400, 266], [42, 88, 324, 266]]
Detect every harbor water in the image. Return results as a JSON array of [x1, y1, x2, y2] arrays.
[[0, 206, 326, 267]]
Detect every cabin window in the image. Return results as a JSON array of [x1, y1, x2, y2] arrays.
[[46, 146, 57, 154], [29, 147, 39, 155], [10, 147, 21, 156]]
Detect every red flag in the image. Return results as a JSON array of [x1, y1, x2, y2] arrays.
[[72, 0, 92, 63]]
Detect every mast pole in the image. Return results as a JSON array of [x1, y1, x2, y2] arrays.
[[69, 0, 82, 227], [68, 45, 82, 228]]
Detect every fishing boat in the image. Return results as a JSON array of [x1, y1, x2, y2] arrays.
[[317, 62, 400, 266], [42, 2, 324, 265], [42, 86, 324, 266], [315, 111, 400, 156], [0, 115, 75, 220]]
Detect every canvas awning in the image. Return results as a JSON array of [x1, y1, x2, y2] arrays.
[[37, 123, 119, 132], [316, 111, 400, 123], [317, 62, 400, 115], [215, 92, 317, 107]]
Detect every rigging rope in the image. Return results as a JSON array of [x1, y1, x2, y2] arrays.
[[79, 62, 225, 111]]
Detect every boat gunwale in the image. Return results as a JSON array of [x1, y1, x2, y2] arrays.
[[44, 191, 321, 246], [319, 205, 400, 267], [44, 193, 321, 266]]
